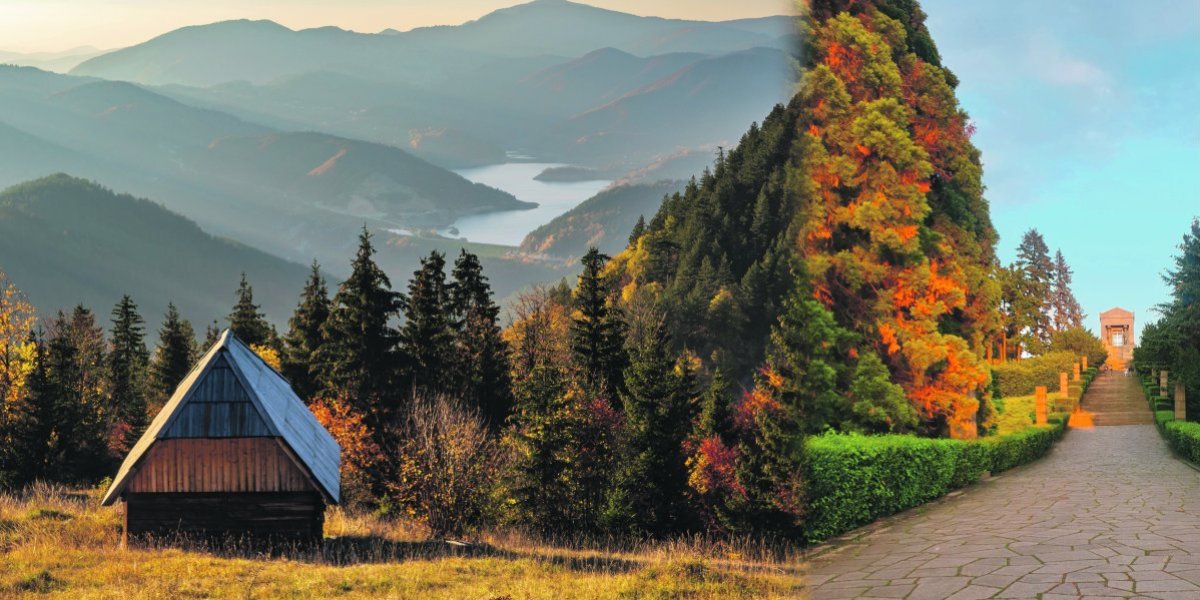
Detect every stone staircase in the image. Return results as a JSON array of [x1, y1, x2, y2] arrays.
[[1081, 370, 1153, 426]]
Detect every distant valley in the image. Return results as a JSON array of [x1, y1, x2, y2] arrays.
[[0, 0, 794, 326]]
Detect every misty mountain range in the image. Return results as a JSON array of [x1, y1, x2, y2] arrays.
[[0, 0, 794, 329]]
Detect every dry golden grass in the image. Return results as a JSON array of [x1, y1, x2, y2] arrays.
[[0, 483, 802, 599]]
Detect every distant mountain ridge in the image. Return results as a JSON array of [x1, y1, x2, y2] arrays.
[[0, 65, 527, 266], [0, 174, 310, 331]]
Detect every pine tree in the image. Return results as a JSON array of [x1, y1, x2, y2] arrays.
[[605, 323, 696, 534], [316, 228, 403, 423], [228, 273, 273, 347], [108, 295, 150, 451], [12, 332, 56, 483], [570, 248, 626, 399], [46, 308, 110, 481], [400, 251, 455, 398], [1012, 229, 1055, 354], [508, 364, 573, 531], [1051, 250, 1084, 331], [628, 215, 646, 245], [203, 320, 221, 348], [149, 303, 197, 407], [449, 250, 512, 428], [283, 261, 330, 400]]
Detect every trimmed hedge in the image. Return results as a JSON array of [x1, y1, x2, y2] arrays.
[[991, 351, 1078, 397], [803, 414, 1069, 543], [1164, 420, 1200, 462], [1156, 410, 1175, 427]]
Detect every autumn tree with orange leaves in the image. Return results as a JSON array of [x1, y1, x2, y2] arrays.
[[796, 5, 997, 439]]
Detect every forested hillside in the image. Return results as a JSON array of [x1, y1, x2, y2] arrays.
[[0, 174, 310, 330], [607, 0, 998, 439], [520, 181, 682, 260]]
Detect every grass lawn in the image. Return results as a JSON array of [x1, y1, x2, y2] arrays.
[[0, 484, 801, 599], [994, 384, 1083, 435]]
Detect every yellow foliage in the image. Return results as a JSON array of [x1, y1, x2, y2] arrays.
[[250, 344, 282, 371]]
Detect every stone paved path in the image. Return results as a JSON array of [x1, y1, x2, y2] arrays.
[[802, 372, 1200, 599]]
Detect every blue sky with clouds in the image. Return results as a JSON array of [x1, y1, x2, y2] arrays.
[[921, 0, 1200, 341]]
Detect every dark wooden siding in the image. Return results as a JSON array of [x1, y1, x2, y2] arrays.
[[125, 492, 324, 540], [127, 438, 312, 493], [163, 354, 271, 438]]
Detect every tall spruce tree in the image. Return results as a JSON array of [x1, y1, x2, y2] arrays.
[[1051, 250, 1084, 332], [570, 248, 626, 399], [12, 331, 56, 484], [316, 228, 403, 422], [47, 308, 110, 481], [400, 251, 455, 398], [228, 273, 273, 347], [605, 323, 695, 534], [203, 320, 221, 348], [108, 295, 150, 450], [508, 365, 573, 533], [283, 261, 330, 400], [149, 303, 197, 407], [449, 250, 512, 428], [1012, 229, 1055, 355]]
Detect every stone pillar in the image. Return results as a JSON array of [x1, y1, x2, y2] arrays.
[[1073, 362, 1081, 382], [1176, 383, 1187, 421], [1161, 370, 1170, 393], [1082, 356, 1088, 371], [1036, 386, 1048, 425], [1060, 372, 1069, 400]]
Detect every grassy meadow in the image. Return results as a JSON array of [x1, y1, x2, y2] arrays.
[[0, 483, 802, 599]]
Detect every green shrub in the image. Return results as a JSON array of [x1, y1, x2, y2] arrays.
[[804, 415, 1069, 543], [804, 434, 977, 543], [984, 424, 1059, 473], [991, 352, 1078, 397], [1156, 410, 1175, 427], [1164, 420, 1200, 463]]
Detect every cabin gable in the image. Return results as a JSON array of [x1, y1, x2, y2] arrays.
[[160, 355, 273, 438]]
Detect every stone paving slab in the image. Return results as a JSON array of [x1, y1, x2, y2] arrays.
[[802, 373, 1200, 598]]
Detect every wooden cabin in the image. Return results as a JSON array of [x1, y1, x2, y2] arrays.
[[101, 330, 340, 543]]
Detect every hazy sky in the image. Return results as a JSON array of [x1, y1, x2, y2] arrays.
[[923, 0, 1200, 340], [0, 0, 794, 53]]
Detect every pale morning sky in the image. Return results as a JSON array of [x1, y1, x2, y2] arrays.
[[0, 0, 794, 53]]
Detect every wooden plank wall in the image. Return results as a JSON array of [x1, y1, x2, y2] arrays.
[[127, 438, 313, 493], [125, 492, 324, 540]]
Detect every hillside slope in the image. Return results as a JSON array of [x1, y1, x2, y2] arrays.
[[520, 181, 682, 260], [0, 174, 311, 330]]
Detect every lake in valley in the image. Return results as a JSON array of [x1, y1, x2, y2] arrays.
[[441, 162, 610, 246]]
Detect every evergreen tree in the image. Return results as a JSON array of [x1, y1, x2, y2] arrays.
[[1051, 250, 1084, 331], [449, 250, 512, 428], [108, 295, 150, 451], [400, 251, 455, 398], [628, 215, 646, 245], [228, 273, 273, 347], [203, 320, 221, 348], [1012, 229, 1055, 354], [317, 228, 403, 423], [283, 261, 330, 400], [604, 323, 696, 534], [149, 303, 197, 407], [46, 308, 110, 481], [508, 364, 573, 532], [12, 332, 56, 483], [570, 248, 626, 399]]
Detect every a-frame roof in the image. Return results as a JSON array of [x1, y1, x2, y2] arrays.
[[101, 330, 340, 505], [1100, 307, 1134, 318]]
